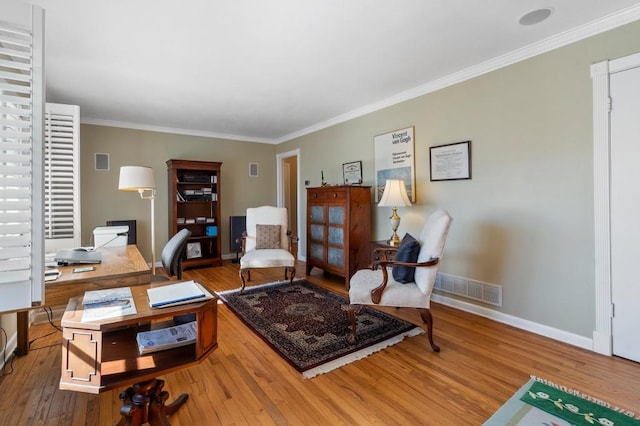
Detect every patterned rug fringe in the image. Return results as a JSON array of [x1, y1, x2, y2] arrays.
[[303, 327, 424, 379], [531, 375, 638, 419]]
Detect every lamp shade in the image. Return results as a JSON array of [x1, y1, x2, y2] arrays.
[[378, 179, 411, 207], [118, 166, 156, 191]]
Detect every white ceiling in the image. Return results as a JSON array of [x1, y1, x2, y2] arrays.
[[21, 0, 640, 143]]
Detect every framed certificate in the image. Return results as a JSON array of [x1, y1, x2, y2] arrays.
[[342, 161, 363, 185], [429, 141, 471, 181]]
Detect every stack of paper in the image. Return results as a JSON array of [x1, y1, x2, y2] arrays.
[[146, 280, 213, 308], [136, 321, 197, 354], [45, 268, 61, 282], [81, 287, 137, 322]]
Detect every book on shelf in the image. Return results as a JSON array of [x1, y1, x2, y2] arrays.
[[81, 287, 137, 322], [176, 191, 186, 202], [146, 280, 213, 308], [136, 321, 197, 355]]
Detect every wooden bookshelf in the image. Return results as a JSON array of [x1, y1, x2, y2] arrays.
[[167, 159, 223, 269]]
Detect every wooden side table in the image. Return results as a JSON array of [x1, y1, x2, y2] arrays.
[[371, 240, 397, 265], [60, 282, 218, 425]]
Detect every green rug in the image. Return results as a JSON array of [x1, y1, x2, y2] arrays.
[[484, 376, 639, 425]]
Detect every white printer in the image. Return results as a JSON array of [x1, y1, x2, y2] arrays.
[[93, 226, 129, 248]]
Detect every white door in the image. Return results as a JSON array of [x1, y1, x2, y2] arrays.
[[610, 64, 640, 362]]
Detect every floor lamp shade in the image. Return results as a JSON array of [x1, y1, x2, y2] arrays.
[[378, 179, 411, 246], [118, 166, 156, 274], [118, 166, 156, 191]]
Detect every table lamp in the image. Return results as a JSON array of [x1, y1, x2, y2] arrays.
[[378, 179, 412, 246], [118, 166, 156, 274]]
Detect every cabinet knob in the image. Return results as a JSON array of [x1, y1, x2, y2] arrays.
[[332, 192, 338, 198], [313, 193, 318, 198]]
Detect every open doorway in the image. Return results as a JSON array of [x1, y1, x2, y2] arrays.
[[276, 149, 301, 258]]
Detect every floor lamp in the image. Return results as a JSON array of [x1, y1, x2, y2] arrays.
[[378, 179, 412, 246], [118, 166, 156, 275]]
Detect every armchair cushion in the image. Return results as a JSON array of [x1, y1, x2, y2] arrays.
[[240, 248, 294, 269], [392, 233, 420, 283], [349, 268, 431, 307], [256, 224, 281, 249]]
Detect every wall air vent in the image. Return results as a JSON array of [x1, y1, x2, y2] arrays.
[[434, 273, 502, 307]]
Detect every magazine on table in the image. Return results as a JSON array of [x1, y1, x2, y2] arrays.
[[136, 321, 197, 355], [81, 287, 137, 322], [146, 280, 213, 308]]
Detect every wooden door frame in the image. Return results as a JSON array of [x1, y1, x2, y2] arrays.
[[276, 149, 301, 259]]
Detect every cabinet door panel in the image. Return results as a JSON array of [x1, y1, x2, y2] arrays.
[[328, 206, 344, 225], [310, 224, 324, 242], [310, 244, 324, 261], [327, 247, 344, 268], [310, 205, 324, 223], [327, 227, 344, 247]]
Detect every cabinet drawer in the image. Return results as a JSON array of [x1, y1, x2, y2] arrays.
[[323, 189, 346, 201]]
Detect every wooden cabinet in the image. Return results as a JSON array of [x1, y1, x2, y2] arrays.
[[305, 186, 371, 288], [167, 159, 222, 269], [59, 282, 218, 394]]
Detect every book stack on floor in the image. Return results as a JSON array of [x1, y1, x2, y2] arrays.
[[135, 280, 214, 354]]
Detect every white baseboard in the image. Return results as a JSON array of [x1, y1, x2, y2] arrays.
[[32, 305, 66, 324], [431, 293, 593, 351]]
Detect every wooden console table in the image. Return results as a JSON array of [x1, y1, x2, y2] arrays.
[[60, 281, 218, 425], [17, 245, 151, 356]]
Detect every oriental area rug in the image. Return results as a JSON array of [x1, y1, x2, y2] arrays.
[[484, 376, 640, 426], [218, 279, 423, 378]]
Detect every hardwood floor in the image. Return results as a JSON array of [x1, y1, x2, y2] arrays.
[[1, 260, 638, 425]]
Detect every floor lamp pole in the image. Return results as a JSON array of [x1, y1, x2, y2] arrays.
[[150, 195, 155, 275]]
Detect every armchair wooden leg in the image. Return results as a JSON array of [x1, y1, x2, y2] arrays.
[[346, 304, 362, 345], [239, 268, 249, 293], [418, 308, 440, 352], [285, 266, 295, 285]]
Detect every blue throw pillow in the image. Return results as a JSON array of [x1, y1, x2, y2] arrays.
[[392, 233, 420, 284]]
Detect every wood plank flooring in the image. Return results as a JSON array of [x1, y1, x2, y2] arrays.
[[1, 260, 638, 425]]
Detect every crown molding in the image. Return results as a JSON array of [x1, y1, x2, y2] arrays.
[[80, 117, 276, 144], [275, 4, 640, 144]]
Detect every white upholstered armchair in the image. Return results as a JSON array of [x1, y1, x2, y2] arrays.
[[238, 206, 298, 292], [348, 209, 453, 352]]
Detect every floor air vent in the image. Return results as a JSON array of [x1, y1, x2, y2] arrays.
[[434, 273, 502, 307]]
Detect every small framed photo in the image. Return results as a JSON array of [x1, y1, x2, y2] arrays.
[[186, 242, 202, 259], [429, 141, 471, 181], [342, 161, 363, 185]]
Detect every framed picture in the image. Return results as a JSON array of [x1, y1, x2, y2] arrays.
[[186, 242, 202, 259], [342, 161, 363, 185], [429, 140, 471, 181], [374, 126, 416, 202]]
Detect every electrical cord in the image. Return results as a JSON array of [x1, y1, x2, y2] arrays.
[[0, 327, 14, 377], [27, 307, 62, 350]]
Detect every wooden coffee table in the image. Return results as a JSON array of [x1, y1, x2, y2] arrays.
[[60, 281, 218, 425]]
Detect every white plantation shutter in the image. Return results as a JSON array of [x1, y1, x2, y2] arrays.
[[0, 4, 45, 311], [44, 103, 80, 251]]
